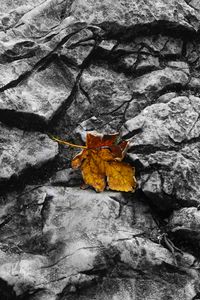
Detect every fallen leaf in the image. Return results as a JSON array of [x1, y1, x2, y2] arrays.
[[50, 132, 136, 192], [71, 132, 137, 192], [106, 161, 136, 192]]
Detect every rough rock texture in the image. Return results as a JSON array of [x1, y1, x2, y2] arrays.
[[1, 0, 200, 299], [0, 122, 58, 183], [0, 186, 198, 300], [168, 207, 200, 239]]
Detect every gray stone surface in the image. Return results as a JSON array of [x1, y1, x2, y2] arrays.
[[0, 186, 198, 300], [0, 62, 77, 122], [1, 0, 200, 299], [128, 143, 200, 210], [0, 122, 58, 182], [130, 68, 189, 95], [122, 95, 200, 148], [168, 207, 200, 239], [71, 0, 200, 31]]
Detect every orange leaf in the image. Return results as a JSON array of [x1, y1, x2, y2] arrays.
[[86, 132, 119, 149], [71, 149, 88, 169], [71, 132, 137, 192], [50, 132, 137, 192], [80, 150, 106, 192], [105, 161, 136, 192]]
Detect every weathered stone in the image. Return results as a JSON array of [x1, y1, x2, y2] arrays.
[[0, 185, 197, 299], [49, 168, 82, 186], [0, 62, 77, 122], [0, 0, 44, 14], [16, 0, 73, 35], [124, 95, 151, 121], [74, 116, 122, 142], [78, 64, 134, 131], [71, 0, 200, 32], [166, 61, 190, 74], [190, 0, 200, 10], [54, 87, 91, 141], [129, 142, 200, 210], [186, 41, 200, 64], [121, 95, 200, 210], [1, 0, 200, 299], [0, 58, 36, 88], [0, 36, 44, 61], [98, 40, 117, 51], [136, 55, 160, 71], [0, 123, 58, 182], [36, 19, 86, 53], [118, 53, 160, 73], [81, 64, 132, 110], [78, 65, 187, 136], [157, 37, 183, 56], [135, 35, 183, 56], [188, 77, 200, 89], [157, 92, 178, 103], [60, 28, 94, 66], [168, 207, 200, 240], [0, 37, 51, 95], [0, 187, 147, 294], [60, 275, 197, 300], [130, 67, 189, 95], [118, 54, 137, 70], [122, 95, 200, 148], [117, 35, 183, 57], [0, 8, 86, 99]]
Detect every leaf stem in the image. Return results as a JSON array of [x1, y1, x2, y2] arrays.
[[50, 135, 87, 149]]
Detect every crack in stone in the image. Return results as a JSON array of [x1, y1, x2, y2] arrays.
[[79, 82, 92, 104], [41, 246, 102, 269], [0, 215, 12, 229], [98, 20, 199, 42], [67, 37, 95, 50], [48, 41, 99, 129], [184, 0, 200, 11], [0, 27, 86, 93], [34, 275, 71, 287]]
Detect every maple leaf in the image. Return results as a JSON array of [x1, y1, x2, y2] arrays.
[[51, 132, 137, 193]]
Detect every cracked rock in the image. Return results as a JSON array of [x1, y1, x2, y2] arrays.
[[122, 95, 200, 148], [190, 0, 200, 11], [118, 53, 160, 74], [168, 207, 200, 240], [0, 62, 77, 123], [78, 64, 134, 130], [0, 186, 142, 295], [1, 0, 200, 299], [122, 95, 200, 211], [117, 35, 183, 56], [49, 168, 82, 186], [78, 63, 171, 134], [71, 0, 200, 32], [56, 86, 91, 134], [15, 0, 73, 35], [0, 185, 197, 299], [0, 122, 58, 182], [60, 28, 94, 66], [130, 67, 189, 95], [0, 58, 37, 88], [129, 142, 200, 211], [80, 64, 133, 112]]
